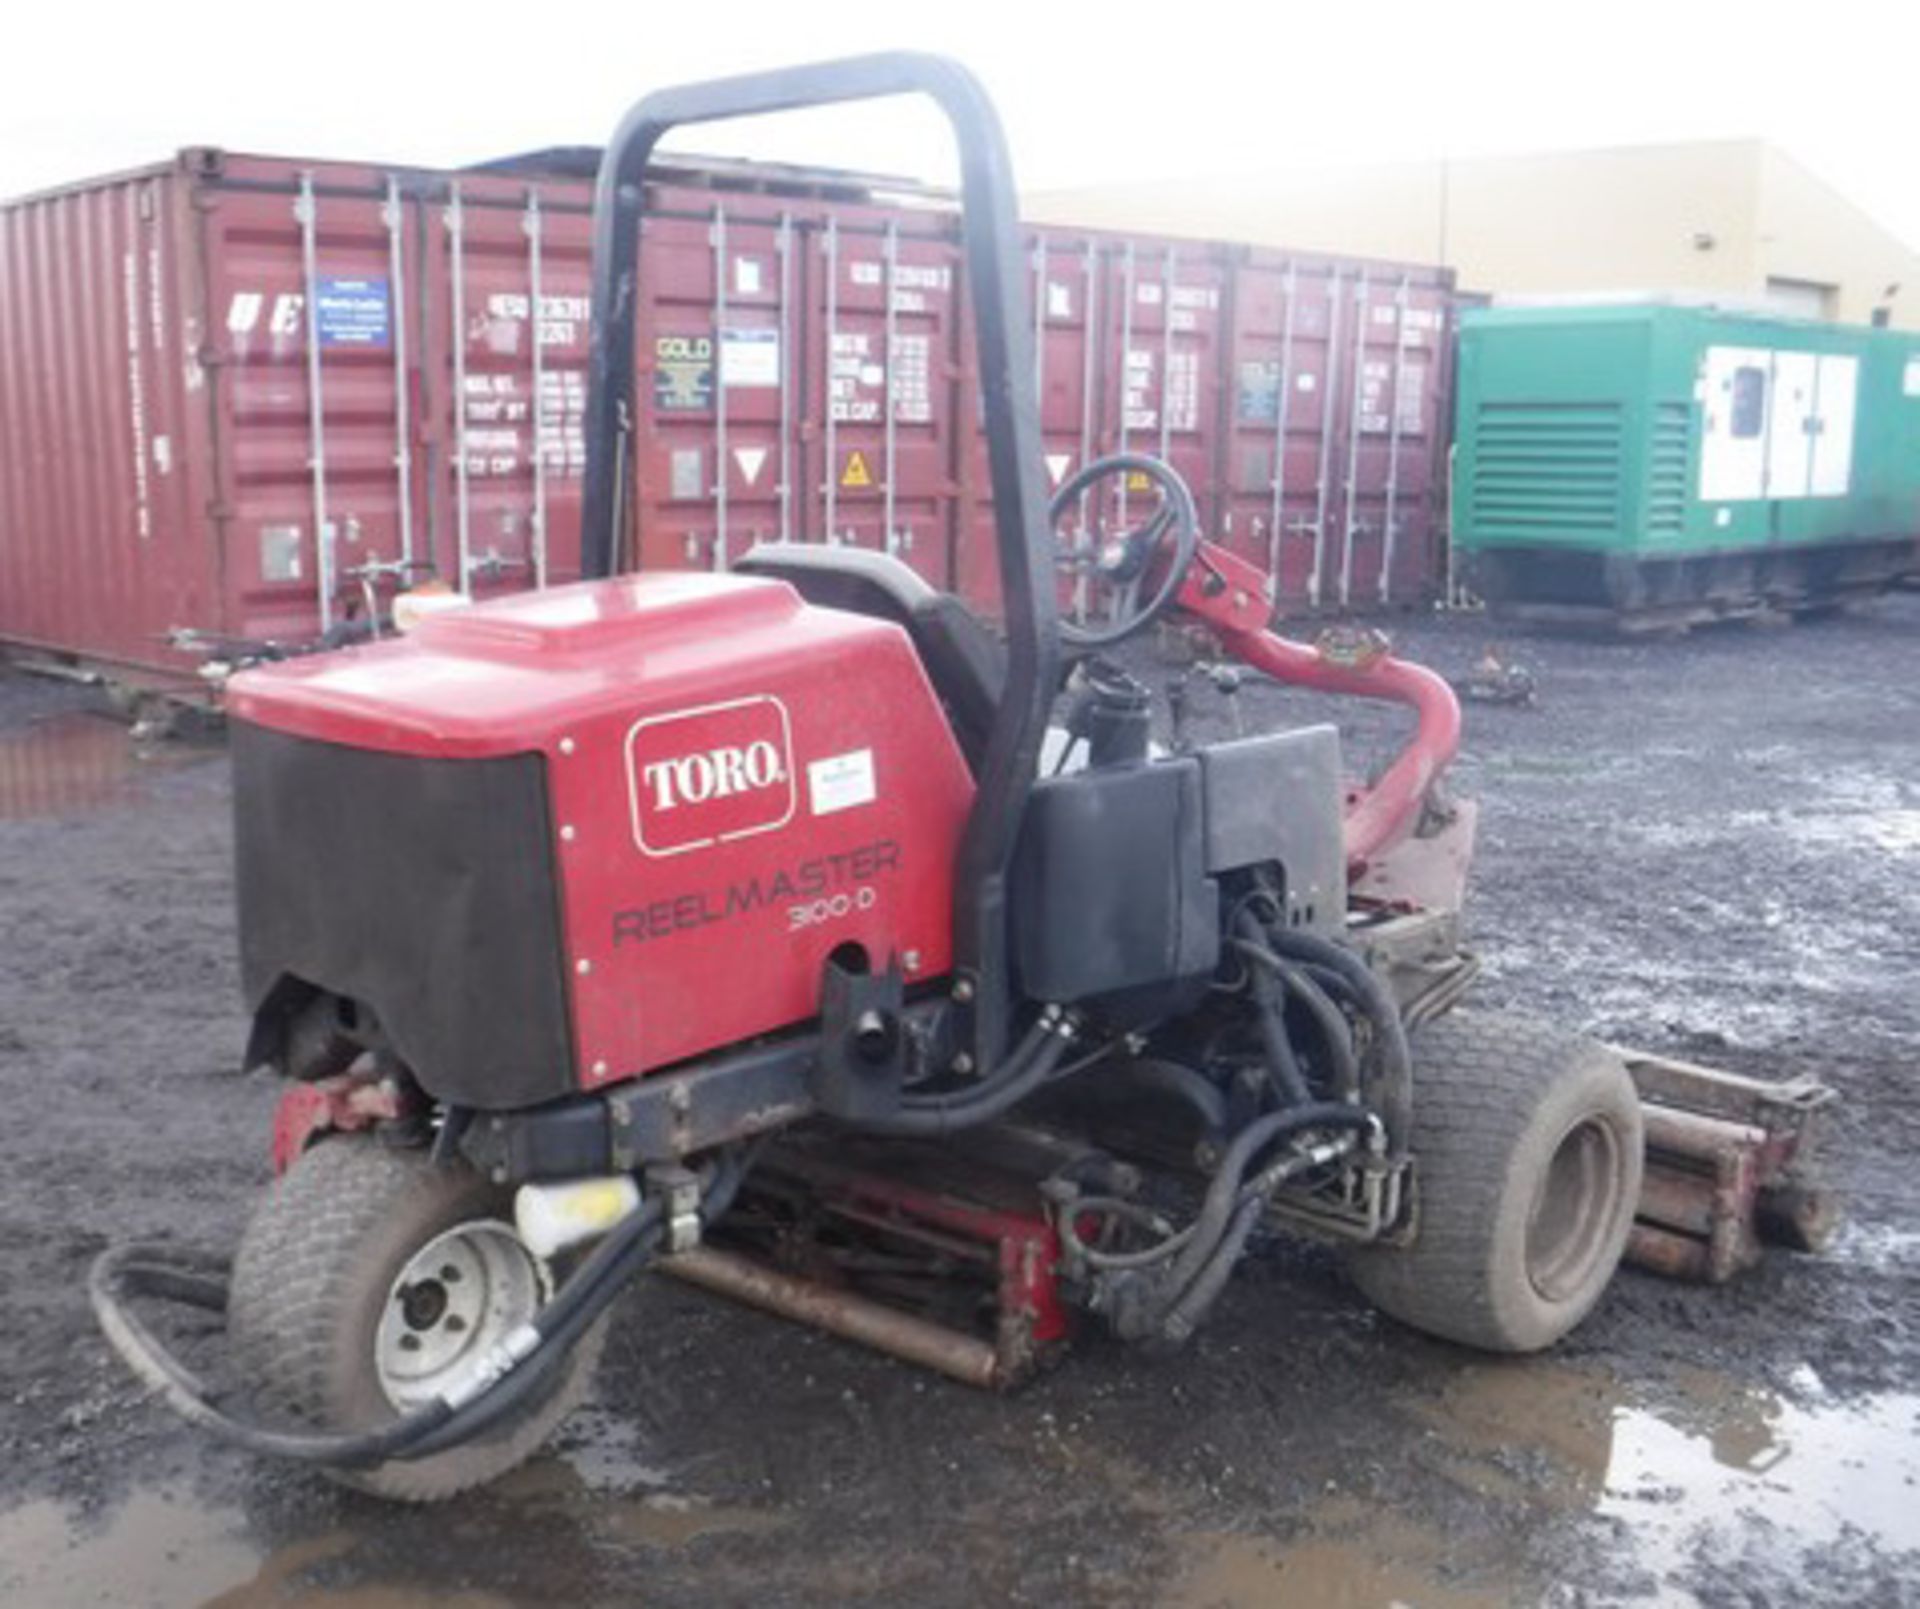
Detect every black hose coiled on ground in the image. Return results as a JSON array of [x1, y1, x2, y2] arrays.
[[90, 1149, 749, 1470]]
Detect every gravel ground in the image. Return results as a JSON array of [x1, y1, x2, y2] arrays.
[[1, 594, 1916, 1607]]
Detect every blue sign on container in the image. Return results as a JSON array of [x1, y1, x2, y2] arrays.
[[315, 276, 391, 348]]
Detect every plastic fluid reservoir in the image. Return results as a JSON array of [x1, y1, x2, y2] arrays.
[[514, 1175, 642, 1259]]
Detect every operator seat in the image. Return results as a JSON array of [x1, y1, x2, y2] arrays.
[[734, 544, 1006, 772]]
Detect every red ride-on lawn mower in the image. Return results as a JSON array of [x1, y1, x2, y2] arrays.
[[92, 54, 1837, 1501]]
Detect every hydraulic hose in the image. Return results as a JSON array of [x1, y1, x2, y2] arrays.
[[1228, 937, 1362, 1104], [1246, 928, 1413, 1161], [859, 1012, 1073, 1136], [92, 1198, 665, 1467], [1057, 1196, 1204, 1272], [1162, 1101, 1374, 1298], [345, 1195, 667, 1464], [91, 1150, 750, 1470], [1081, 1104, 1372, 1343], [1277, 961, 1361, 1102], [1159, 1195, 1264, 1345], [404, 1144, 754, 1461], [1158, 1130, 1360, 1344], [1235, 911, 1313, 1106]]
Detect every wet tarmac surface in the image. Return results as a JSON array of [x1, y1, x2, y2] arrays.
[[0, 709, 208, 821], [2, 597, 1918, 1606]]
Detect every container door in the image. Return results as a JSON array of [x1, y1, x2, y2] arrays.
[[1218, 259, 1347, 610], [431, 179, 598, 598], [1220, 254, 1303, 602], [1098, 240, 1225, 537], [0, 170, 207, 675], [807, 210, 962, 590], [1697, 345, 1771, 502], [631, 192, 800, 573], [206, 166, 426, 643], [138, 178, 204, 657], [1763, 349, 1816, 500], [956, 229, 1101, 619], [1343, 275, 1450, 607], [1809, 354, 1859, 498], [1032, 235, 1101, 508], [1389, 286, 1452, 606]]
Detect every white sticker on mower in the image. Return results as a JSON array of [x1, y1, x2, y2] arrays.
[[808, 748, 877, 817]]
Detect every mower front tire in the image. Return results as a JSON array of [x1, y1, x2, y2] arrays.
[[228, 1136, 607, 1501], [1345, 1011, 1643, 1353]]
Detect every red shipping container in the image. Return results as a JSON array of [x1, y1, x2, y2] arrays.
[[1, 154, 232, 680], [797, 204, 964, 590], [0, 151, 971, 684], [1216, 250, 1457, 612], [953, 229, 1456, 621], [0, 149, 574, 684], [427, 172, 592, 598], [0, 148, 1456, 691], [626, 190, 967, 589], [629, 191, 806, 575]]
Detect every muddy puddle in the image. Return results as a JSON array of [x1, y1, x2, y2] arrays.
[[0, 711, 210, 819], [1602, 1377, 1920, 1582], [8, 1360, 1915, 1606], [1156, 1356, 1920, 1606], [0, 1408, 785, 1608], [0, 1490, 258, 1608], [1414, 1358, 1918, 1598], [1170, 1504, 1503, 1608], [0, 1484, 783, 1607]]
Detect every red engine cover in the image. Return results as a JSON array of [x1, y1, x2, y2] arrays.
[[228, 573, 976, 1088]]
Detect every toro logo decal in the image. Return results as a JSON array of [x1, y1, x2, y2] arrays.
[[625, 695, 796, 857]]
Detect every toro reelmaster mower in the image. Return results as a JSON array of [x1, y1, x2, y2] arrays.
[[92, 54, 1837, 1501]]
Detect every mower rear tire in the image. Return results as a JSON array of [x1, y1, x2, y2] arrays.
[[228, 1135, 607, 1501], [1345, 1010, 1642, 1353]]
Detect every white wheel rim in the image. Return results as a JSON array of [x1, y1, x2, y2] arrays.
[[374, 1219, 550, 1412]]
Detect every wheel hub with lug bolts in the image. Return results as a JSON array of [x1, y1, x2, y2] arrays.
[[374, 1221, 549, 1411]]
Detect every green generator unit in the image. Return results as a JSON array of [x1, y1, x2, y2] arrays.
[[1453, 301, 1920, 626]]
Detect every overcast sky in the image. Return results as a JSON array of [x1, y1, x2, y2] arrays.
[[2, 1, 1914, 250]]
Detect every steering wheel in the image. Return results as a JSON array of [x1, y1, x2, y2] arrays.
[[1049, 454, 1201, 650]]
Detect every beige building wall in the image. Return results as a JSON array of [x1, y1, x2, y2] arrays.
[[1438, 141, 1762, 299], [1755, 147, 1915, 325], [1026, 140, 1920, 330]]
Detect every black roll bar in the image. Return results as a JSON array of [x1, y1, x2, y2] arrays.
[[580, 53, 1059, 1062]]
